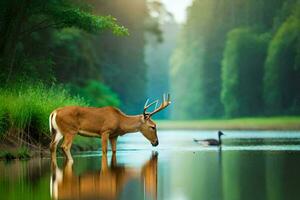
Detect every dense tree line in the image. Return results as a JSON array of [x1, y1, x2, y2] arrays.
[[0, 0, 129, 107], [221, 29, 270, 117], [87, 0, 150, 114], [171, 0, 300, 119], [264, 3, 300, 115], [0, 0, 161, 113], [145, 2, 179, 119]]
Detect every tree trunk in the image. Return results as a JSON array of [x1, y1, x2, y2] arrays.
[[0, 0, 30, 83]]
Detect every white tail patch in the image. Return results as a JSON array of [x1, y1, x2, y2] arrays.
[[49, 112, 54, 134], [51, 111, 63, 143]]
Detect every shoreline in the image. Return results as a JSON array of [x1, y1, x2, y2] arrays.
[[2, 116, 300, 160], [157, 116, 300, 131]]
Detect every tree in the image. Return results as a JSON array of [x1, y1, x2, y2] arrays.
[[221, 28, 269, 117], [145, 4, 179, 119], [264, 2, 300, 114], [87, 0, 154, 114], [0, 0, 127, 84], [67, 80, 120, 107], [170, 0, 285, 119]]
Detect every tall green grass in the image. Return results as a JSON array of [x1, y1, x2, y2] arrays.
[[0, 82, 87, 145]]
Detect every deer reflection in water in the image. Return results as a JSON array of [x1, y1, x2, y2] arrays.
[[50, 153, 158, 200]]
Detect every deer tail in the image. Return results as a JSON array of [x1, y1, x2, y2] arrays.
[[49, 111, 56, 136]]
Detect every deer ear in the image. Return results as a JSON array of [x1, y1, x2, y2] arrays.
[[142, 114, 150, 121]]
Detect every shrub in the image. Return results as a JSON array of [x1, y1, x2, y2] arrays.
[[67, 80, 120, 107], [0, 82, 87, 145]]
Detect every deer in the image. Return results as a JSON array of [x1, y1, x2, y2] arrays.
[[50, 153, 158, 200], [49, 94, 171, 163]]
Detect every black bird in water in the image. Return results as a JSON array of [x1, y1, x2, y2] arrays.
[[193, 131, 224, 146]]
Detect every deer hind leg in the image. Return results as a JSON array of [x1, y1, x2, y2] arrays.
[[109, 137, 118, 154], [50, 112, 64, 164], [61, 133, 75, 161], [50, 130, 63, 164]]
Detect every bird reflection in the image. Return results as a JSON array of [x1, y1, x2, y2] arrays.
[[50, 153, 158, 200]]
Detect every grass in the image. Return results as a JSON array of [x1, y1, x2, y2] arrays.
[[0, 147, 31, 160], [157, 116, 300, 130], [0, 82, 87, 135], [0, 82, 90, 158]]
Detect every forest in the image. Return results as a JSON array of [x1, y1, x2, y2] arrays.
[[0, 0, 299, 156], [0, 0, 165, 155], [171, 0, 300, 119]]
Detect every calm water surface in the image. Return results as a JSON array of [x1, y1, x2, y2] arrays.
[[1, 130, 300, 200]]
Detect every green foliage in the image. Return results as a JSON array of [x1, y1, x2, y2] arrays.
[[48, 5, 128, 36], [92, 0, 149, 114], [68, 80, 120, 107], [171, 0, 298, 119], [264, 3, 300, 114], [170, 0, 216, 119], [0, 81, 118, 150], [0, 0, 128, 84], [72, 136, 100, 151], [145, 20, 179, 119], [0, 151, 16, 160], [170, 38, 205, 119], [221, 28, 270, 117], [0, 147, 30, 160], [0, 82, 87, 141], [0, 103, 8, 137], [51, 28, 102, 84], [16, 147, 31, 159]]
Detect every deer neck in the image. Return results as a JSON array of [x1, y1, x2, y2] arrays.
[[120, 114, 143, 134]]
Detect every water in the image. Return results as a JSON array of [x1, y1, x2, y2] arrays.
[[1, 130, 300, 200]]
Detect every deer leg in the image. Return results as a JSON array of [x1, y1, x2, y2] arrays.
[[50, 130, 63, 165], [111, 152, 117, 168], [61, 134, 74, 161], [50, 160, 62, 200], [63, 159, 74, 180], [101, 153, 108, 172], [101, 131, 110, 155], [109, 137, 118, 154]]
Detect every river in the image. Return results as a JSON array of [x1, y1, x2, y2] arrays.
[[1, 130, 300, 200]]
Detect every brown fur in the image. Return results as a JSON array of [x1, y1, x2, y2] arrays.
[[49, 106, 158, 162]]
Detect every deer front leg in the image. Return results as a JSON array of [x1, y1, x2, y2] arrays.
[[109, 137, 118, 154], [101, 131, 110, 154]]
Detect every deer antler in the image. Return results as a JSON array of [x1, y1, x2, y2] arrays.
[[143, 94, 171, 117]]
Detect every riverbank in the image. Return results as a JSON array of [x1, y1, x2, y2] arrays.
[[157, 116, 300, 130], [2, 116, 300, 160], [0, 135, 100, 160], [0, 83, 97, 160]]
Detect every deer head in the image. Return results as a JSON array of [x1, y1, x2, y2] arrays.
[[140, 94, 171, 147]]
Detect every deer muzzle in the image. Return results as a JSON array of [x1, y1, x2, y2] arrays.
[[152, 140, 159, 147]]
